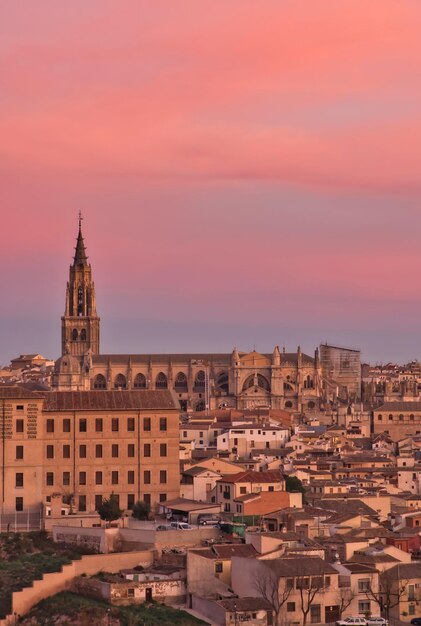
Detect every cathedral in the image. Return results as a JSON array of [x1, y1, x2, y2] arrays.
[[52, 218, 352, 412]]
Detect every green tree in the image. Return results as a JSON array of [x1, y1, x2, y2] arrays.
[[97, 493, 123, 526], [285, 476, 306, 500], [131, 500, 151, 521]]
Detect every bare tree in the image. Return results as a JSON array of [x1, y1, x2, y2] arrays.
[[364, 570, 409, 621], [252, 565, 293, 626], [337, 585, 357, 618], [296, 570, 329, 626]]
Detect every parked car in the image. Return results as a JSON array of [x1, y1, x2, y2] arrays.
[[170, 521, 193, 530], [367, 618, 388, 626], [198, 517, 221, 526], [410, 619, 421, 625], [156, 524, 168, 531], [336, 618, 367, 626]]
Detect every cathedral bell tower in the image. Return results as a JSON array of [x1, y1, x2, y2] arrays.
[[61, 213, 100, 358]]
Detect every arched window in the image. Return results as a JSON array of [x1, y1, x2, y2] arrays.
[[284, 382, 293, 392], [93, 374, 107, 390], [304, 375, 314, 389], [194, 370, 206, 391], [195, 401, 206, 412], [257, 374, 270, 391], [242, 374, 270, 392], [174, 372, 188, 391], [216, 371, 229, 393], [156, 372, 168, 389], [72, 329, 78, 341], [114, 374, 127, 389], [242, 376, 255, 391], [80, 329, 87, 341], [134, 373, 147, 389]]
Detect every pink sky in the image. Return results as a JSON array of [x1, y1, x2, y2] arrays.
[[1, 1, 421, 364]]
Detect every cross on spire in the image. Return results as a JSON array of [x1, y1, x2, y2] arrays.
[[73, 211, 88, 266]]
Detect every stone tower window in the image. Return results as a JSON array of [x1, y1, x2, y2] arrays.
[[77, 286, 84, 315], [72, 329, 78, 341], [80, 329, 87, 341]]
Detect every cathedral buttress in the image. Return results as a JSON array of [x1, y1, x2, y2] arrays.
[[61, 213, 100, 358]]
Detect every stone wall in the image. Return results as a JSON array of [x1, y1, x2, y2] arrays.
[[0, 550, 154, 626], [52, 525, 120, 553]]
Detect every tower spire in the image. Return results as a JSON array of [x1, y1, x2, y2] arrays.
[[74, 211, 88, 267], [62, 213, 100, 357]]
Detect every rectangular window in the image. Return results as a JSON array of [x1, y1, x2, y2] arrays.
[[79, 418, 87, 432], [159, 493, 166, 502], [95, 494, 102, 510], [160, 470, 167, 484], [144, 443, 151, 457], [95, 418, 103, 432], [79, 495, 86, 512], [112, 444, 119, 458], [46, 419, 55, 433], [95, 471, 103, 485], [16, 405, 24, 411], [408, 584, 415, 601], [143, 417, 151, 432], [128, 444, 135, 457], [79, 444, 87, 458], [79, 471, 86, 486], [111, 418, 119, 432], [358, 601, 370, 614], [95, 444, 103, 458], [286, 578, 294, 589], [111, 471, 119, 485], [310, 605, 321, 624], [127, 494, 135, 509], [268, 485, 274, 492], [127, 417, 135, 432], [287, 603, 295, 612], [63, 418, 71, 432], [160, 417, 167, 432], [16, 419, 24, 433], [144, 470, 151, 484], [215, 562, 223, 573], [358, 578, 370, 592], [16, 445, 24, 460], [16, 497, 23, 511], [15, 473, 24, 488], [160, 443, 167, 457], [144, 493, 151, 505], [128, 470, 135, 484], [63, 445, 71, 459], [46, 445, 54, 459], [63, 471, 70, 486], [46, 472, 54, 486], [240, 486, 247, 494]]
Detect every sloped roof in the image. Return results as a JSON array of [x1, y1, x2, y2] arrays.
[[218, 470, 283, 484], [43, 390, 178, 411]]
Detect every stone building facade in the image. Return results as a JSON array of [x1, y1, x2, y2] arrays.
[[52, 219, 361, 411], [0, 387, 179, 514]]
